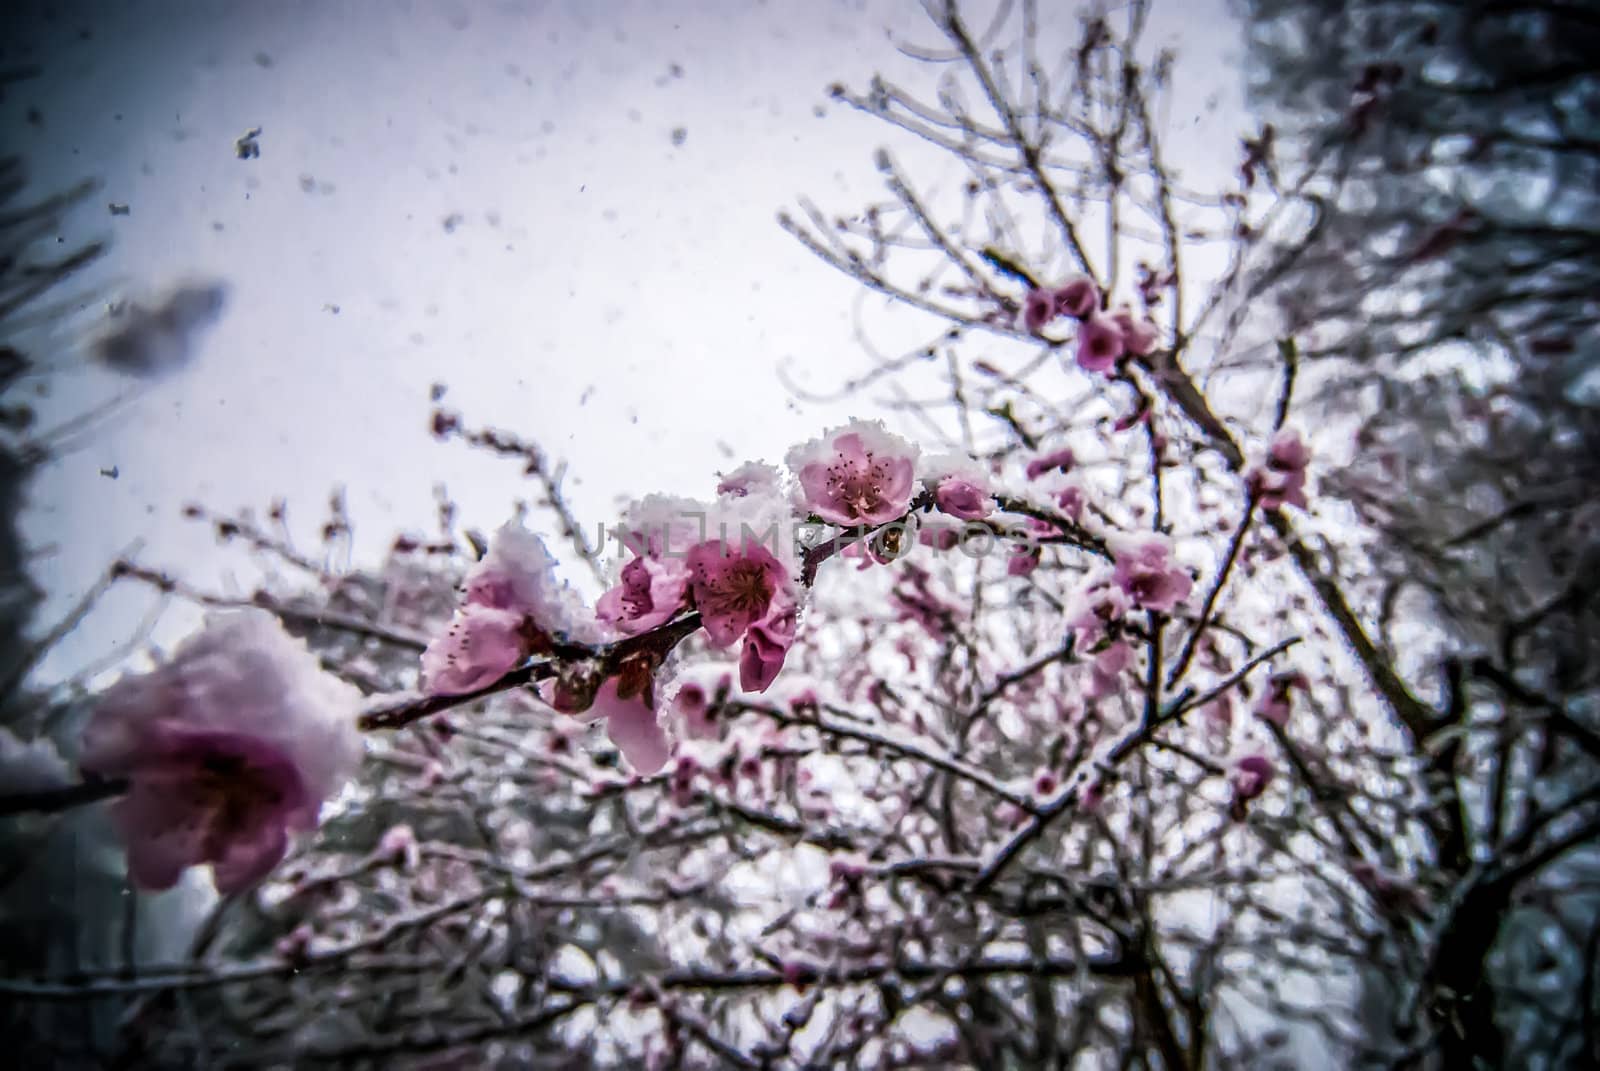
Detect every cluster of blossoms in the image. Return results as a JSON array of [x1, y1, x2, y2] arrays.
[[60, 404, 1308, 897], [1020, 274, 1160, 373]]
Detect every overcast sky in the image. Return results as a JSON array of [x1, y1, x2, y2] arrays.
[[4, 0, 1247, 680]]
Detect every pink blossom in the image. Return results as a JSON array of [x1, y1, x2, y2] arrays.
[[1086, 640, 1132, 698], [1230, 753, 1275, 801], [596, 555, 690, 635], [1068, 571, 1129, 646], [789, 688, 819, 713], [1025, 447, 1075, 481], [589, 676, 671, 775], [1075, 315, 1125, 373], [1056, 483, 1086, 522], [686, 539, 790, 647], [1022, 288, 1056, 332], [740, 589, 799, 693], [1249, 427, 1312, 510], [1111, 309, 1159, 356], [1255, 671, 1308, 728], [919, 522, 962, 551], [1110, 533, 1193, 612], [1053, 276, 1098, 319], [80, 611, 363, 893], [934, 475, 992, 520], [422, 521, 594, 696], [673, 682, 718, 741], [420, 603, 527, 695], [1007, 546, 1041, 576], [788, 421, 919, 526]]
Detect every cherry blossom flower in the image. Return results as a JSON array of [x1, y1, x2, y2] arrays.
[[1255, 671, 1308, 728], [596, 554, 690, 635], [422, 521, 595, 696], [1110, 532, 1193, 612], [1086, 639, 1132, 698], [1230, 753, 1275, 808], [1248, 427, 1312, 510], [1111, 308, 1159, 356], [672, 682, 719, 741], [1025, 447, 1076, 481], [740, 589, 799, 693], [79, 611, 363, 893], [1075, 315, 1126, 373], [1006, 545, 1041, 576], [1022, 288, 1056, 332], [1068, 569, 1129, 645], [1053, 276, 1098, 319], [1056, 483, 1087, 522], [788, 420, 919, 527], [922, 453, 994, 520], [686, 539, 790, 647]]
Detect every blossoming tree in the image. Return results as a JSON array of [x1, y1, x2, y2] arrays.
[[4, 1, 1595, 1068]]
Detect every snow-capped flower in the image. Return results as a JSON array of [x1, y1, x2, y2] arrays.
[[788, 421, 920, 527], [422, 521, 597, 696], [596, 555, 690, 635], [79, 611, 363, 894], [1054, 277, 1098, 320], [1086, 639, 1132, 699], [1110, 532, 1193, 612], [1075, 315, 1125, 373], [1006, 545, 1042, 576], [922, 454, 994, 521]]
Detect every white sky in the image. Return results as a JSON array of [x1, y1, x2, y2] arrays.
[[6, 0, 1248, 680]]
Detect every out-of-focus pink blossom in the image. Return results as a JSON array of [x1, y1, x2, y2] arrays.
[[80, 611, 363, 894], [1068, 570, 1129, 646], [740, 589, 799, 693], [1022, 288, 1056, 332], [1056, 483, 1086, 522], [673, 682, 718, 741], [1086, 639, 1132, 699], [1075, 315, 1125, 373], [1230, 753, 1275, 801], [1007, 545, 1041, 576], [1053, 276, 1098, 319], [1248, 427, 1312, 510], [686, 539, 790, 648], [1025, 447, 1075, 481], [1110, 532, 1193, 612], [1255, 671, 1308, 728], [1111, 309, 1159, 356], [789, 421, 920, 526]]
